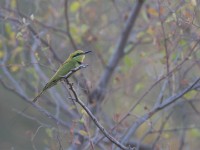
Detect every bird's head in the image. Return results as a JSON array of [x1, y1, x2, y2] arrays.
[[70, 50, 92, 63]]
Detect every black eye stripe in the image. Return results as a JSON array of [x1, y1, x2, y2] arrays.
[[73, 53, 82, 58]]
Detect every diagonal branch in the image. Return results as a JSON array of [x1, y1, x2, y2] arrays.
[[120, 77, 200, 144], [64, 79, 132, 150], [0, 76, 71, 128], [90, 0, 145, 102]]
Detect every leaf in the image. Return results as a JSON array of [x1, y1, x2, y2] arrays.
[[11, 0, 16, 9], [10, 65, 20, 72], [171, 52, 178, 61], [70, 1, 80, 13], [79, 130, 88, 137], [41, 47, 49, 52], [189, 128, 200, 137], [179, 39, 187, 46], [140, 51, 146, 58], [80, 109, 88, 116], [69, 105, 76, 110], [165, 12, 177, 23], [183, 90, 197, 99], [0, 50, 4, 59], [124, 43, 133, 53], [134, 82, 144, 93], [147, 7, 158, 16], [70, 24, 78, 35], [16, 32, 23, 40], [70, 24, 82, 43], [79, 118, 85, 124], [34, 52, 40, 61], [163, 133, 170, 139], [5, 23, 12, 35], [22, 18, 26, 24], [80, 24, 89, 34], [124, 55, 134, 68], [45, 128, 53, 138], [30, 14, 34, 20], [11, 47, 23, 60], [147, 26, 155, 35]]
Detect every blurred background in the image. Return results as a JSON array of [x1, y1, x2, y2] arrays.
[[1, 0, 200, 149]]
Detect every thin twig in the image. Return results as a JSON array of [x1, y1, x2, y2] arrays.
[[151, 110, 174, 149]]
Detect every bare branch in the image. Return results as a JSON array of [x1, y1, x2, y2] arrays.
[[64, 79, 131, 150], [0, 77, 71, 128], [120, 78, 200, 144], [90, 0, 145, 102]]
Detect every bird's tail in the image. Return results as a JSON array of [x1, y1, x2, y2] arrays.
[[32, 90, 44, 103], [32, 80, 57, 103]]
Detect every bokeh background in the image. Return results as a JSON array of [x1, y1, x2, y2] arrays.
[[1, 0, 200, 150]]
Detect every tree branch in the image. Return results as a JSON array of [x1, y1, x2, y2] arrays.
[[120, 77, 200, 144], [0, 76, 71, 128], [90, 0, 145, 102], [64, 79, 132, 150]]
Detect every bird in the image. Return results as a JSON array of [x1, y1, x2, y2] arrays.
[[32, 50, 91, 103]]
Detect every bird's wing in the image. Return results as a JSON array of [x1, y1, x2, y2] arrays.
[[62, 57, 70, 65]]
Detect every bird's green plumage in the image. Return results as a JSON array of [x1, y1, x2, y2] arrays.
[[32, 50, 91, 103]]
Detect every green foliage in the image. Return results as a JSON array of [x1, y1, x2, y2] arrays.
[[79, 130, 88, 137], [70, 1, 81, 13], [45, 128, 53, 138], [183, 90, 197, 99], [179, 39, 187, 46], [189, 128, 200, 138], [134, 82, 144, 93], [122, 55, 135, 73], [70, 23, 89, 44], [5, 23, 12, 36]]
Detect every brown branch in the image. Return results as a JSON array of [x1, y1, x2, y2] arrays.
[[64, 80, 131, 150]]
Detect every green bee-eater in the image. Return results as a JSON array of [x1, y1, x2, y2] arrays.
[[33, 50, 91, 103]]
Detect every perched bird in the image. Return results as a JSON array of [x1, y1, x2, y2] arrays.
[[33, 50, 91, 103]]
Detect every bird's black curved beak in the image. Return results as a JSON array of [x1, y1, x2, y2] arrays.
[[84, 50, 92, 55]]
